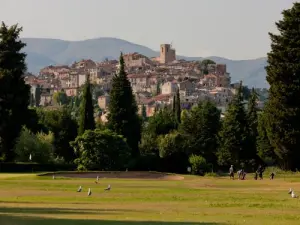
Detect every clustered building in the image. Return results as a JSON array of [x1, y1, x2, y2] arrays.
[[24, 43, 249, 121]]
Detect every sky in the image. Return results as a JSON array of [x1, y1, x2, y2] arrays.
[[0, 0, 296, 59]]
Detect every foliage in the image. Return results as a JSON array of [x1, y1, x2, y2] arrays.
[[68, 96, 81, 121], [257, 112, 275, 165], [246, 88, 259, 162], [264, 3, 300, 170], [14, 127, 54, 164], [25, 108, 47, 134], [78, 75, 95, 135], [158, 131, 186, 158], [175, 89, 181, 124], [180, 101, 221, 164], [145, 108, 177, 136], [141, 104, 147, 122], [37, 108, 78, 162], [107, 53, 141, 157], [35, 85, 41, 107], [52, 91, 70, 106], [217, 82, 249, 167], [189, 154, 208, 175], [200, 59, 216, 75], [71, 129, 131, 171], [140, 108, 177, 156], [139, 133, 159, 156], [0, 22, 30, 161], [158, 131, 189, 173], [241, 86, 251, 100]]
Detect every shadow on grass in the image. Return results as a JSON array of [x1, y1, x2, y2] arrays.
[[0, 207, 138, 215], [0, 214, 226, 225]]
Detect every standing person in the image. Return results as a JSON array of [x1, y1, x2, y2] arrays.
[[254, 172, 258, 180], [240, 169, 246, 180], [229, 165, 234, 180], [257, 165, 264, 180], [270, 172, 275, 180], [237, 169, 242, 180]]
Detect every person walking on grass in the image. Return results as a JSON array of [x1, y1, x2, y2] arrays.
[[229, 165, 234, 180], [270, 172, 275, 180]]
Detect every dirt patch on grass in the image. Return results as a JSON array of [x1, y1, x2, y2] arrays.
[[40, 171, 184, 180]]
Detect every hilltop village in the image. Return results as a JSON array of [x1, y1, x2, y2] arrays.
[[24, 44, 264, 121]]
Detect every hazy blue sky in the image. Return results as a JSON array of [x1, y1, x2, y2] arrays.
[[0, 0, 295, 59]]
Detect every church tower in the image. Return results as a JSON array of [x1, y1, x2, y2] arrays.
[[160, 44, 176, 64]]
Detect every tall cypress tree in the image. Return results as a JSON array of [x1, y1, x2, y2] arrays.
[[217, 82, 249, 167], [78, 74, 95, 135], [264, 3, 300, 170], [175, 88, 181, 124], [172, 95, 176, 115], [0, 23, 30, 161], [107, 53, 141, 157], [257, 112, 275, 165]]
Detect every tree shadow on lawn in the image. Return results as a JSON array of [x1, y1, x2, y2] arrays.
[[0, 206, 138, 215], [0, 214, 226, 225]]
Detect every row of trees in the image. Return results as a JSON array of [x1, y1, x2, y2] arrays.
[[0, 2, 300, 172], [139, 83, 264, 173]]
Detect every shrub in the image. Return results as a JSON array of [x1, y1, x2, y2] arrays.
[[14, 127, 55, 163], [71, 129, 131, 171], [189, 154, 208, 175]]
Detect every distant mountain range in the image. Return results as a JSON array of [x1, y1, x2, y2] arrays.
[[21, 37, 269, 88]]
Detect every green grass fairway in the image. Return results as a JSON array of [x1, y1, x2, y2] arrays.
[[0, 172, 300, 225]]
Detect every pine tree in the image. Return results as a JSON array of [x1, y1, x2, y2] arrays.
[[156, 81, 160, 95], [175, 88, 181, 124], [180, 101, 221, 164], [78, 74, 95, 135], [172, 95, 176, 115], [35, 85, 41, 107], [264, 3, 300, 170], [257, 112, 275, 165], [246, 88, 259, 162], [141, 104, 147, 122], [217, 82, 249, 167], [0, 23, 30, 161], [107, 53, 141, 157], [30, 93, 35, 107]]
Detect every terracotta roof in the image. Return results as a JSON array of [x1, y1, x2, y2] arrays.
[[127, 74, 150, 78], [151, 94, 172, 101]]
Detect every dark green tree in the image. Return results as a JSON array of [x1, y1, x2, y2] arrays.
[[158, 131, 189, 173], [30, 93, 35, 107], [201, 59, 216, 75], [72, 129, 131, 171], [246, 88, 259, 162], [172, 95, 176, 115], [180, 101, 221, 164], [140, 108, 176, 156], [78, 75, 95, 135], [0, 22, 30, 161], [175, 89, 181, 124], [35, 85, 41, 107], [141, 104, 147, 122], [38, 108, 78, 162], [107, 53, 141, 157], [217, 82, 249, 167], [264, 3, 300, 170], [257, 112, 275, 165], [52, 91, 69, 106]]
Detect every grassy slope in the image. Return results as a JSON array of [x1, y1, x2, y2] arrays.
[[0, 173, 299, 225]]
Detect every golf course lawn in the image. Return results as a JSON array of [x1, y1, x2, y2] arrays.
[[0, 172, 300, 225]]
